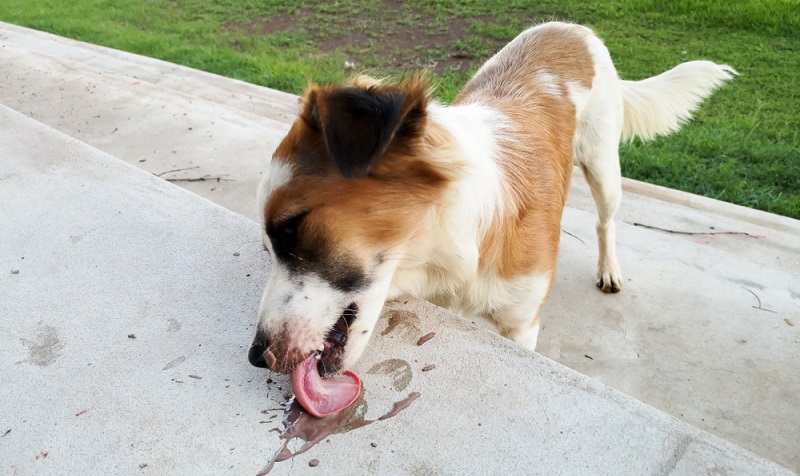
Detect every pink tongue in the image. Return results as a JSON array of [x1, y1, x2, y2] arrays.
[[291, 355, 361, 418]]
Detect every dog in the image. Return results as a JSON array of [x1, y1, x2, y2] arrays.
[[248, 21, 735, 377]]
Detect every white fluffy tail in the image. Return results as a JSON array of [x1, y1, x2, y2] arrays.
[[620, 61, 737, 142]]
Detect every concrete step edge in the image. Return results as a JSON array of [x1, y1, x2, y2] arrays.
[[0, 42, 293, 138], [619, 176, 799, 234], [0, 21, 301, 121]]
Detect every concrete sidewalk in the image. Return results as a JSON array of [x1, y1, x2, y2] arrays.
[[0, 103, 792, 475], [1, 22, 799, 472]]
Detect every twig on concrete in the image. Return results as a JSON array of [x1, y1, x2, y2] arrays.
[[628, 222, 765, 239], [166, 175, 233, 183], [741, 287, 777, 314], [155, 166, 200, 177], [562, 229, 586, 245]]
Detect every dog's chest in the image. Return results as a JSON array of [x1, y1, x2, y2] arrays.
[[389, 264, 506, 317]]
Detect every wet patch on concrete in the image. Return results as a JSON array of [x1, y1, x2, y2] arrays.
[[367, 359, 413, 391], [21, 324, 63, 366], [601, 308, 624, 330], [167, 318, 181, 332], [380, 309, 421, 340], [259, 391, 420, 474]]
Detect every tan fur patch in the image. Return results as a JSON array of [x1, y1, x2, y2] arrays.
[[457, 23, 595, 281], [458, 23, 594, 100]]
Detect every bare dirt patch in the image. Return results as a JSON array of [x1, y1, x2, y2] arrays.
[[224, 0, 509, 73]]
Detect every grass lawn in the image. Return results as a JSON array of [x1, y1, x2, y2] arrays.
[[1, 0, 798, 218]]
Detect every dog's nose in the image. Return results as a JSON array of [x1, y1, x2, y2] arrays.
[[248, 328, 272, 368]]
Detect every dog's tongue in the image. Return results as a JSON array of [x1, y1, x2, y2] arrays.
[[291, 354, 361, 418]]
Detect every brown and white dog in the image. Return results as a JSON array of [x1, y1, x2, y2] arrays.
[[248, 22, 735, 376]]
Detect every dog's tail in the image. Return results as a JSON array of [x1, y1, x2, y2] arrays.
[[619, 61, 737, 142]]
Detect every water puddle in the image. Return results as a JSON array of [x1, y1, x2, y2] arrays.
[[257, 391, 421, 474]]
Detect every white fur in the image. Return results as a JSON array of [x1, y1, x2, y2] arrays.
[[388, 103, 508, 304], [570, 28, 626, 292], [566, 24, 735, 292], [254, 21, 735, 369], [256, 159, 294, 224], [536, 72, 562, 97], [257, 260, 346, 352], [339, 274, 395, 370], [490, 274, 551, 348], [620, 61, 738, 142]]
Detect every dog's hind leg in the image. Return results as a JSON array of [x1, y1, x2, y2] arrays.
[[574, 100, 624, 293], [582, 162, 622, 293], [573, 45, 625, 293], [580, 155, 622, 293]]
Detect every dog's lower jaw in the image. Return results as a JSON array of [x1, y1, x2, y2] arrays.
[[337, 275, 395, 371], [339, 329, 373, 372]]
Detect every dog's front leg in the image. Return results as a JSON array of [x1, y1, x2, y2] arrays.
[[488, 274, 552, 352]]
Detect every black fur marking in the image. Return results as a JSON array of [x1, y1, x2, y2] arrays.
[[315, 87, 406, 180], [317, 256, 368, 293], [269, 211, 368, 293], [267, 211, 308, 261]]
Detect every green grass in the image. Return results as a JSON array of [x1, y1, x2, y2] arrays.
[[1, 0, 798, 218]]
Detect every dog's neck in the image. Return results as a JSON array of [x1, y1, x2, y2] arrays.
[[386, 102, 508, 308]]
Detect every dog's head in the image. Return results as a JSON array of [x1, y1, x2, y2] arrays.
[[249, 75, 450, 377]]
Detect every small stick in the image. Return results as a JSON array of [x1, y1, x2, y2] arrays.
[[741, 287, 777, 314], [562, 229, 585, 245], [166, 175, 232, 183], [155, 166, 200, 177], [629, 222, 764, 239]]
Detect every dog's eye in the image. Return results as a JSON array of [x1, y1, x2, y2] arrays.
[[270, 212, 308, 260], [280, 224, 297, 249]]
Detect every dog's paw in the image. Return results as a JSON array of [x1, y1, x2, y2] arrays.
[[596, 270, 622, 294]]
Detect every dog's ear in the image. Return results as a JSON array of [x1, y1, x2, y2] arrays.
[[306, 78, 428, 179]]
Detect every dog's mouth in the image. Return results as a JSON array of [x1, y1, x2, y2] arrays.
[[289, 302, 362, 417], [317, 302, 358, 378]]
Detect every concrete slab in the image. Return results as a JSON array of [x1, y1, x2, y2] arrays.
[[0, 36, 292, 221], [0, 104, 793, 476], [1, 22, 799, 471], [0, 21, 300, 122]]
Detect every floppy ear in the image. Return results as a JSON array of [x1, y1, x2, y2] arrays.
[[309, 83, 427, 179]]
